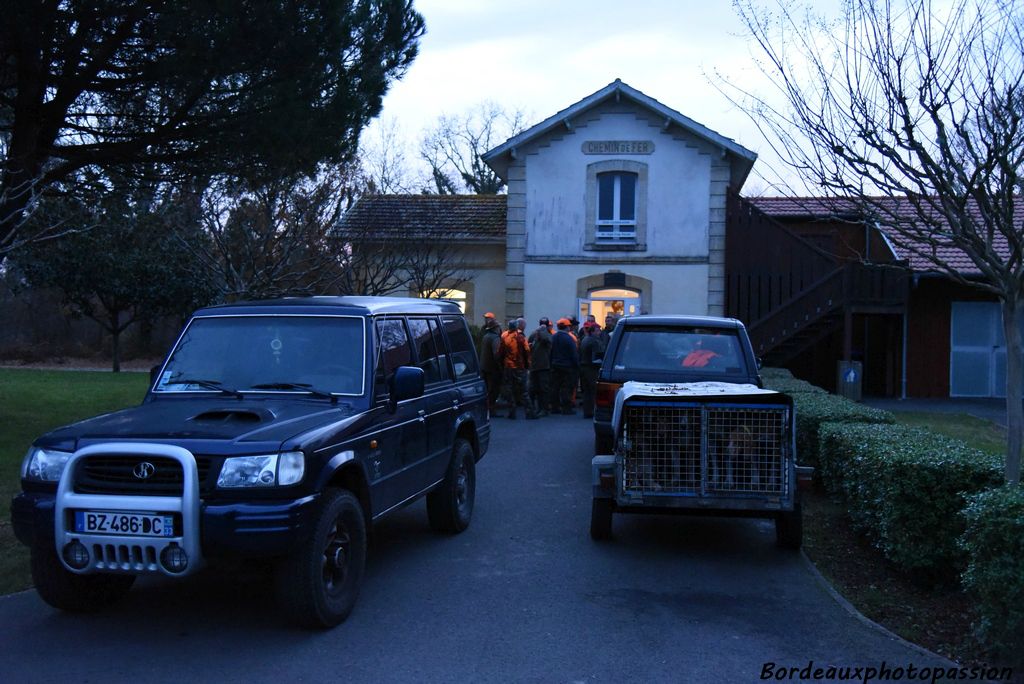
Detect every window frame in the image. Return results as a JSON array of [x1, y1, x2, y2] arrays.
[[585, 160, 648, 251], [595, 171, 638, 241]]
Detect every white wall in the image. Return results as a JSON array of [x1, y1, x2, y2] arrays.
[[523, 103, 713, 258], [522, 263, 709, 325]]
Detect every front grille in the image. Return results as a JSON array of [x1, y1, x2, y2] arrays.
[[621, 402, 788, 497], [75, 455, 213, 495]]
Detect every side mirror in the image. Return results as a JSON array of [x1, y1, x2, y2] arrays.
[[149, 364, 162, 388], [756, 357, 764, 370], [388, 366, 425, 412]]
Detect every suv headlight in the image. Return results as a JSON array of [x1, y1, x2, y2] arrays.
[[22, 447, 73, 482], [217, 451, 305, 488]]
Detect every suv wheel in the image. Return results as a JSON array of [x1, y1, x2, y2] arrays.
[[31, 544, 135, 612], [427, 438, 476, 534], [590, 498, 613, 540], [775, 502, 803, 550], [276, 489, 366, 628]]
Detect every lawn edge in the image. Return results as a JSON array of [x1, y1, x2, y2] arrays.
[[798, 550, 960, 667]]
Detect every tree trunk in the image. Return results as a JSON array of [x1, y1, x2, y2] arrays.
[[111, 328, 121, 373], [1001, 297, 1022, 485]]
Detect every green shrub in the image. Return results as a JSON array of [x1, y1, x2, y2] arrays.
[[790, 392, 895, 468], [960, 485, 1024, 668], [819, 422, 1002, 578], [759, 367, 793, 379], [763, 377, 828, 395]]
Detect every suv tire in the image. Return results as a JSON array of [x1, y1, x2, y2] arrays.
[[775, 502, 803, 550], [276, 488, 366, 628], [590, 498, 613, 540], [427, 438, 475, 534], [31, 544, 135, 612]]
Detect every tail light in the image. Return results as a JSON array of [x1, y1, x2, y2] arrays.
[[595, 382, 622, 409]]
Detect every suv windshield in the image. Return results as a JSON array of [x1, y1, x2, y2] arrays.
[[613, 327, 747, 375], [154, 315, 365, 396]]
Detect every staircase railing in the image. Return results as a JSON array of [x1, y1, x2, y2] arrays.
[[747, 266, 846, 357]]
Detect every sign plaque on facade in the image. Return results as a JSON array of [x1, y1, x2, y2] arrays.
[[581, 140, 655, 155]]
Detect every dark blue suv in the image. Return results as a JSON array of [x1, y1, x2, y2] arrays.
[[11, 297, 489, 627]]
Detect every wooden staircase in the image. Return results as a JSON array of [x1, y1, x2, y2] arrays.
[[725, 194, 909, 365]]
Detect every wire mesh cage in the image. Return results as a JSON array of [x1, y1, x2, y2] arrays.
[[620, 402, 788, 497]]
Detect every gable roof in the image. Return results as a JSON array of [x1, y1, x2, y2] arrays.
[[750, 195, 1019, 275], [337, 194, 507, 243], [482, 79, 757, 187]]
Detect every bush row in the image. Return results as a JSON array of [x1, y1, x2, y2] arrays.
[[788, 392, 894, 468], [818, 422, 1002, 579], [762, 377, 828, 396], [759, 366, 793, 380], [768, 374, 1020, 662], [960, 485, 1024, 669]]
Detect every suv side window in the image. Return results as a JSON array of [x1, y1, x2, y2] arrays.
[[442, 316, 479, 381], [407, 317, 450, 385], [374, 317, 413, 398]]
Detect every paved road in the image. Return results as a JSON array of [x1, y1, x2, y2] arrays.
[[0, 414, 950, 684]]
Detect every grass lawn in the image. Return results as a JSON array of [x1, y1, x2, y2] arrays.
[[803, 409, 1007, 666], [0, 368, 148, 595], [890, 411, 1007, 456]]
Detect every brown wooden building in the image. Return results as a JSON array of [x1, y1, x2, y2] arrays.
[[737, 196, 1005, 399]]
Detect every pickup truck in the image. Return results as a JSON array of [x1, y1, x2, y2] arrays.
[[589, 315, 811, 548]]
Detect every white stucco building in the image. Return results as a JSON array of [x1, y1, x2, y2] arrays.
[[342, 79, 757, 326], [482, 78, 755, 326]]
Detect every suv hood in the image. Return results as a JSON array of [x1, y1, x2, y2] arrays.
[[37, 397, 358, 453]]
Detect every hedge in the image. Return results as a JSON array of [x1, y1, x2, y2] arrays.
[[759, 367, 794, 380], [788, 392, 895, 468], [818, 422, 1002, 578], [763, 377, 828, 395], [960, 485, 1024, 668]]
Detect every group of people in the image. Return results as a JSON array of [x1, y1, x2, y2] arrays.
[[478, 311, 616, 420]]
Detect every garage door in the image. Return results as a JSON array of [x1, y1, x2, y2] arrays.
[[950, 302, 1006, 397]]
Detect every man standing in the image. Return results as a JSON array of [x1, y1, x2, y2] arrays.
[[479, 312, 503, 411], [499, 319, 536, 419], [527, 317, 553, 416], [549, 318, 580, 415], [579, 322, 606, 419]]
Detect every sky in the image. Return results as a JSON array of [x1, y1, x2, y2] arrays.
[[365, 0, 838, 195]]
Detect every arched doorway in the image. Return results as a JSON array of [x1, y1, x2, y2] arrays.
[[579, 287, 641, 323]]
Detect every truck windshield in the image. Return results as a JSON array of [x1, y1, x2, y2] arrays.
[[154, 315, 365, 396], [614, 327, 747, 375]]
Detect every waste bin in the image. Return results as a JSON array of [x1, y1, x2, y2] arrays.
[[836, 361, 863, 402]]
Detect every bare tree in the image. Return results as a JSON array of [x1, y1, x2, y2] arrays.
[[721, 0, 1024, 483], [420, 102, 529, 194], [403, 239, 472, 300], [185, 165, 362, 301], [359, 117, 418, 194]]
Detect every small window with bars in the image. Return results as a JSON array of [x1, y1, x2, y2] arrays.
[[596, 171, 637, 242]]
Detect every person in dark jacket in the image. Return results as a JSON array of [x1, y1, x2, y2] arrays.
[[527, 317, 553, 416], [579, 321, 606, 419], [549, 318, 580, 414], [478, 313, 503, 410]]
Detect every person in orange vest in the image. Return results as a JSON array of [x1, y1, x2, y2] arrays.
[[682, 335, 728, 368], [499, 318, 536, 419]]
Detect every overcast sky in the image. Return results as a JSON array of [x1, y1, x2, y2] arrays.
[[366, 0, 839, 195]]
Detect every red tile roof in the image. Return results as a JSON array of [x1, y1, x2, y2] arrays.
[[749, 195, 1020, 275], [338, 194, 507, 242]]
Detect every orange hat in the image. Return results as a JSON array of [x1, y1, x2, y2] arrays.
[[483, 312, 495, 319], [557, 317, 571, 327]]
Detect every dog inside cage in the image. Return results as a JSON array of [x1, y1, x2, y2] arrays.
[[621, 403, 786, 495]]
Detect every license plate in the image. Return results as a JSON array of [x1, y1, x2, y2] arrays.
[[74, 511, 175, 537]]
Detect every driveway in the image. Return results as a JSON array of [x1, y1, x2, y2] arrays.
[[0, 414, 950, 683]]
